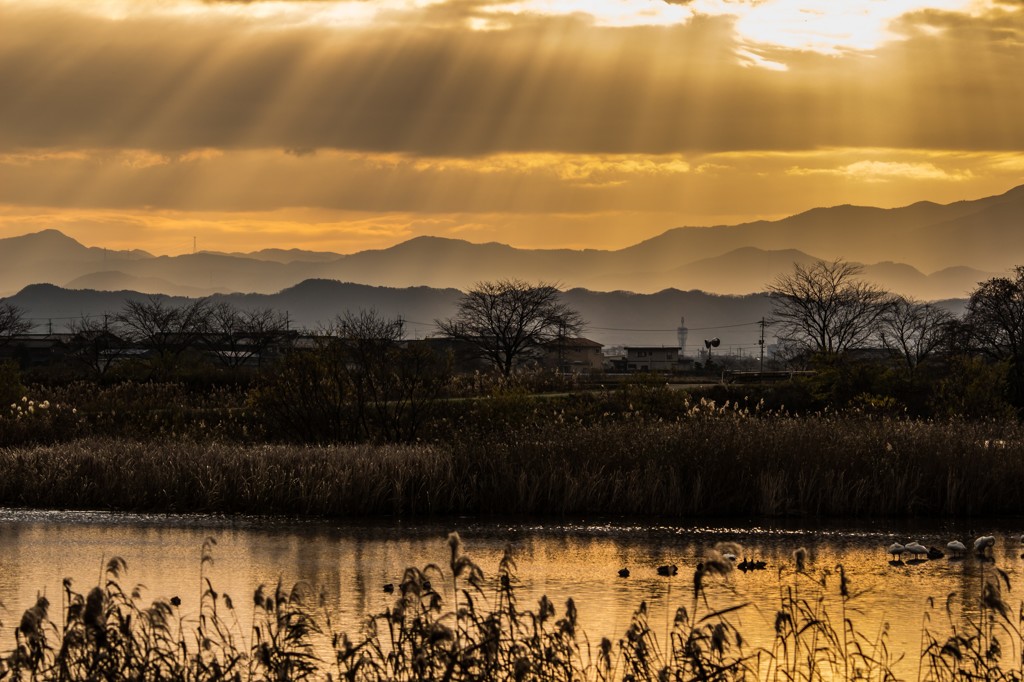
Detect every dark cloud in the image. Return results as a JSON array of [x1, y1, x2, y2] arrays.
[[0, 4, 1022, 156]]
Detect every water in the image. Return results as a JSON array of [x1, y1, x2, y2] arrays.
[[1, 509, 1022, 677]]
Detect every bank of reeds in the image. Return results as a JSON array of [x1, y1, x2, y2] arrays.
[[1, 408, 1023, 516], [2, 534, 1022, 681]]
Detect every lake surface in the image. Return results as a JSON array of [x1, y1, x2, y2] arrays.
[[1, 510, 1023, 678]]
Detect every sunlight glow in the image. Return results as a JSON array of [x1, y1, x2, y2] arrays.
[[696, 0, 980, 54], [9, 0, 1008, 50], [474, 0, 694, 28]]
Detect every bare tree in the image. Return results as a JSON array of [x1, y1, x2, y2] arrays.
[[965, 266, 1024, 361], [253, 309, 450, 442], [0, 301, 31, 344], [768, 259, 892, 358], [963, 266, 1024, 405], [436, 279, 583, 377], [115, 296, 211, 376], [332, 309, 450, 441], [205, 302, 290, 369], [879, 297, 953, 376], [66, 314, 127, 378]]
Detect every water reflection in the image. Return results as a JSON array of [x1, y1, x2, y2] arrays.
[[0, 510, 1021, 678]]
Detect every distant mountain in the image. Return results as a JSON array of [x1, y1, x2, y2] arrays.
[[64, 271, 222, 297], [0, 229, 152, 296], [9, 280, 971, 350], [202, 248, 344, 264], [2, 184, 1022, 299], [4, 282, 761, 351]]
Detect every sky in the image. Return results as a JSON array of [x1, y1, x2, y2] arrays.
[[0, 0, 1022, 255]]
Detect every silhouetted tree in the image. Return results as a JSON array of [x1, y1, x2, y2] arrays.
[[115, 296, 211, 377], [963, 266, 1024, 406], [253, 309, 450, 442], [0, 301, 31, 344], [204, 302, 290, 369], [768, 259, 892, 359], [66, 314, 127, 378], [436, 280, 583, 377], [879, 297, 953, 377], [332, 309, 450, 441]]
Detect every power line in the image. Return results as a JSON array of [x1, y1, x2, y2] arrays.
[[589, 321, 764, 332]]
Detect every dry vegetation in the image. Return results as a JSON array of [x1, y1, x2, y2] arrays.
[[4, 534, 1024, 681], [1, 398, 1022, 517]]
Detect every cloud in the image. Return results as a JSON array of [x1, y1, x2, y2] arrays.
[[787, 160, 974, 182], [0, 146, 1017, 221], [119, 150, 172, 169], [1, 2, 1022, 157]]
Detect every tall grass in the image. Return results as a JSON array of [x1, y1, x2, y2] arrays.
[[3, 537, 1023, 681], [1, 406, 1023, 516]]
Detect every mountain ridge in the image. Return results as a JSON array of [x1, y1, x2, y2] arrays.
[[1, 183, 1021, 299]]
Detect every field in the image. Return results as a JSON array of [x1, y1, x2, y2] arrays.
[[1, 403, 1022, 517]]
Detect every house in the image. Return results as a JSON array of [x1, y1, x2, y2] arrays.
[[624, 346, 682, 373], [414, 337, 491, 373], [0, 334, 73, 367], [539, 337, 604, 374]]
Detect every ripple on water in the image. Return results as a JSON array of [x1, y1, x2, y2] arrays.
[[0, 509, 1021, 678]]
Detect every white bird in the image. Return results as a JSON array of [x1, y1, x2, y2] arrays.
[[946, 540, 966, 558], [887, 543, 905, 561], [905, 542, 928, 560], [974, 535, 996, 556]]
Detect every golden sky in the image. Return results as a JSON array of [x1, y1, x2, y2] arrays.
[[0, 0, 1022, 255]]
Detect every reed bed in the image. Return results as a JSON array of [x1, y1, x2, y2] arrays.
[[3, 533, 1023, 681], [1, 408, 1023, 517]]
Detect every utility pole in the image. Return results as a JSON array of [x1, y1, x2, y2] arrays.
[[558, 318, 566, 373], [758, 317, 766, 373]]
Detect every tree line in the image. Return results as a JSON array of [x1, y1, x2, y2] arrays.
[[0, 279, 581, 380], [767, 258, 1024, 415], [6, 267, 1024, 420], [0, 296, 292, 380]]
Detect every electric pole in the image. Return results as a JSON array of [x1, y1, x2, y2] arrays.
[[758, 317, 765, 373]]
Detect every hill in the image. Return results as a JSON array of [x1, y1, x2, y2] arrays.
[[2, 184, 1020, 299]]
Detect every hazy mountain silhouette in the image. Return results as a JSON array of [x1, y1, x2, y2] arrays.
[[203, 247, 345, 264], [0, 229, 152, 295], [9, 281, 969, 350], [64, 271, 221, 297], [2, 184, 1021, 299]]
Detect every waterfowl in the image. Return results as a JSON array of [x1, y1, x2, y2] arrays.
[[927, 546, 945, 560], [383, 583, 395, 594], [618, 568, 630, 578], [946, 540, 966, 559], [905, 542, 928, 560], [657, 564, 678, 577], [974, 535, 996, 557], [887, 543, 905, 561]]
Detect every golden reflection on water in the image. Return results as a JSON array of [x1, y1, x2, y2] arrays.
[[0, 512, 1021, 679]]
